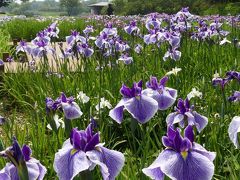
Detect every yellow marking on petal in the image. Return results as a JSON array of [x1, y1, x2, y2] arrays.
[[181, 151, 188, 160], [136, 96, 140, 100], [71, 149, 78, 155]]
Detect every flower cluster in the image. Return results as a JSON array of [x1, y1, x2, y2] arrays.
[[212, 70, 240, 103], [45, 92, 82, 120], [109, 76, 177, 124]]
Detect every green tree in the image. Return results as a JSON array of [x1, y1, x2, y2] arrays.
[[60, 0, 82, 16], [20, 0, 29, 3], [0, 0, 11, 7]]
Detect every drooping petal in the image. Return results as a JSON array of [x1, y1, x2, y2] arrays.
[[0, 161, 44, 180], [86, 150, 109, 179], [109, 99, 125, 124], [26, 161, 42, 180], [124, 95, 158, 124], [185, 112, 195, 126], [62, 102, 83, 120], [158, 149, 215, 180], [0, 163, 13, 180], [157, 90, 176, 110], [167, 88, 178, 99], [142, 153, 165, 180], [228, 116, 240, 148], [99, 146, 125, 180], [1, 163, 18, 180], [192, 143, 216, 162], [192, 111, 208, 132], [53, 147, 91, 180], [166, 112, 177, 126], [70, 151, 92, 180], [143, 89, 176, 110], [173, 114, 184, 125]]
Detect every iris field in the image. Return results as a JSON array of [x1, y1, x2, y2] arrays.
[[0, 8, 239, 180]]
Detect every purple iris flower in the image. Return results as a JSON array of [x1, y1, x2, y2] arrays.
[[16, 40, 31, 54], [124, 20, 140, 35], [66, 30, 86, 45], [83, 25, 94, 35], [228, 91, 240, 102], [6, 56, 14, 63], [142, 76, 177, 110], [142, 125, 216, 180], [0, 138, 47, 180], [212, 77, 229, 90], [60, 93, 83, 120], [134, 44, 143, 54], [0, 59, 4, 66], [45, 93, 82, 120], [168, 35, 181, 48], [166, 98, 208, 132], [95, 32, 110, 49], [31, 40, 55, 58], [163, 48, 181, 61], [53, 122, 125, 180], [226, 71, 240, 82], [32, 31, 50, 45], [145, 17, 161, 30], [228, 116, 240, 148], [76, 43, 94, 57], [118, 53, 133, 64], [0, 115, 5, 125], [102, 23, 117, 36], [115, 39, 130, 52], [144, 30, 158, 45], [109, 80, 158, 124], [45, 21, 59, 38]]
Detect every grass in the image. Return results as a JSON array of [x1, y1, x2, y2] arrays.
[[0, 14, 240, 179]]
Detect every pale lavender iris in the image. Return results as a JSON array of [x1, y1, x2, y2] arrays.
[[226, 71, 240, 82], [142, 76, 177, 110], [163, 48, 181, 61], [166, 98, 208, 132], [66, 30, 86, 45], [145, 17, 161, 30], [124, 20, 140, 35], [31, 39, 55, 58], [45, 92, 82, 120], [83, 25, 94, 35], [102, 23, 117, 36], [212, 77, 229, 89], [0, 115, 5, 125], [95, 31, 110, 49], [228, 116, 240, 148], [0, 59, 4, 66], [109, 80, 158, 124], [16, 40, 31, 54], [53, 122, 125, 180], [45, 21, 59, 38], [228, 91, 240, 102], [144, 30, 158, 45], [115, 39, 130, 52], [142, 126, 216, 180], [76, 43, 94, 57], [6, 56, 14, 63], [118, 53, 133, 64], [134, 44, 143, 54], [0, 138, 47, 180]]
